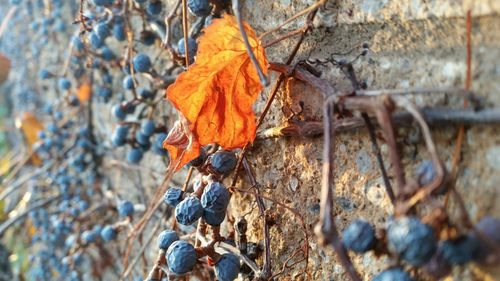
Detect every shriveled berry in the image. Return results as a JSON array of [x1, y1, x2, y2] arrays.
[[157, 229, 179, 250], [203, 209, 226, 226], [342, 219, 376, 253], [163, 188, 184, 208], [201, 181, 230, 213], [387, 216, 437, 266], [214, 253, 240, 281], [175, 196, 203, 225], [372, 268, 414, 281], [166, 240, 197, 274], [209, 150, 237, 175]]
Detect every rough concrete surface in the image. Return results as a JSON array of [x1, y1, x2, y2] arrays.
[[225, 1, 500, 280]]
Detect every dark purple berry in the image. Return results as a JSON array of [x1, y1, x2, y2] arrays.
[[132, 53, 152, 73], [372, 268, 414, 281], [214, 253, 240, 281], [117, 200, 135, 217], [163, 188, 184, 208], [209, 150, 237, 175], [175, 196, 203, 225], [342, 219, 376, 253], [187, 0, 211, 17], [387, 216, 437, 266], [157, 229, 179, 250], [201, 181, 230, 213], [166, 240, 197, 274]]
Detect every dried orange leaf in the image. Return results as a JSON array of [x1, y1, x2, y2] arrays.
[[162, 120, 201, 171], [166, 15, 268, 152], [77, 82, 92, 102], [17, 112, 43, 166], [0, 53, 11, 85]]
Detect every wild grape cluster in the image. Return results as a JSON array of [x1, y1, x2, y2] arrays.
[[157, 149, 242, 280], [340, 215, 500, 280]]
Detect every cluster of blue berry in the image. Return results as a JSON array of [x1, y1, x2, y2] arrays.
[[151, 149, 241, 280], [340, 201, 500, 280]]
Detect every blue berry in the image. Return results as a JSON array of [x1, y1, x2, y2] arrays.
[[54, 111, 63, 120], [132, 53, 152, 73], [141, 119, 155, 136], [342, 219, 376, 253], [201, 181, 230, 212], [94, 22, 110, 39], [69, 95, 80, 107], [88, 32, 104, 49], [155, 133, 167, 148], [112, 133, 126, 146], [157, 230, 179, 250], [92, 0, 113, 6], [203, 209, 226, 226], [372, 268, 414, 281], [474, 216, 500, 264], [387, 216, 437, 266], [140, 31, 156, 45], [118, 200, 135, 217], [58, 78, 71, 90], [187, 0, 211, 17], [112, 23, 126, 41], [163, 188, 184, 207], [146, 1, 162, 16], [112, 104, 126, 120], [214, 253, 240, 281], [97, 87, 112, 100], [440, 235, 480, 265], [135, 131, 150, 145], [100, 225, 117, 241], [127, 148, 143, 164], [115, 125, 129, 139], [209, 151, 237, 175], [416, 160, 435, 186], [175, 196, 203, 225], [122, 75, 135, 89], [81, 230, 97, 243], [166, 241, 197, 274], [39, 69, 51, 79], [101, 47, 115, 61], [177, 37, 198, 57]]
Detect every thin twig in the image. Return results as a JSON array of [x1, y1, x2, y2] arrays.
[[232, 0, 269, 86], [120, 219, 162, 280], [0, 196, 60, 237], [257, 108, 500, 139]]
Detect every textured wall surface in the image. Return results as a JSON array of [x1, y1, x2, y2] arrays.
[[226, 1, 500, 280]]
